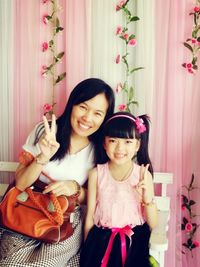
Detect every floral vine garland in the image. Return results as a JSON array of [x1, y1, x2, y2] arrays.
[[182, 3, 200, 74], [41, 0, 66, 116], [115, 0, 143, 112], [181, 174, 200, 256]]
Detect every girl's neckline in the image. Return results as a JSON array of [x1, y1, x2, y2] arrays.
[[107, 162, 134, 183]]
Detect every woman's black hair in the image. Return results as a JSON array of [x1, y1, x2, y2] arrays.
[[98, 111, 153, 175], [35, 78, 115, 163]]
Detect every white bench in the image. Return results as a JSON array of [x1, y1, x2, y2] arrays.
[[0, 161, 172, 267]]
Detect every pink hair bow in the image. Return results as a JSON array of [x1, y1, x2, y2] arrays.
[[101, 225, 134, 267], [135, 117, 146, 133]]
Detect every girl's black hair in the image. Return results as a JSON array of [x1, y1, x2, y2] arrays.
[[35, 78, 115, 163], [98, 111, 153, 175]]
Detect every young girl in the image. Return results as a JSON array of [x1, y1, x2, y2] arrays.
[[80, 112, 158, 267]]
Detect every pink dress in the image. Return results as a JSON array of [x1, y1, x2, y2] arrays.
[[93, 163, 145, 229]]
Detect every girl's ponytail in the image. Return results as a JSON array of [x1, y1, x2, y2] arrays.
[[136, 115, 153, 175]]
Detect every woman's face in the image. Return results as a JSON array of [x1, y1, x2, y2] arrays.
[[71, 93, 109, 137]]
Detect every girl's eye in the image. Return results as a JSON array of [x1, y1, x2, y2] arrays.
[[108, 139, 116, 143], [126, 140, 133, 144]]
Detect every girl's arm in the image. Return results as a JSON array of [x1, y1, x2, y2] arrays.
[[137, 165, 158, 229], [84, 167, 98, 241]]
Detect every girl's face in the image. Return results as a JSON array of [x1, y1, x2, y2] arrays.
[[71, 93, 109, 138], [104, 136, 140, 165]]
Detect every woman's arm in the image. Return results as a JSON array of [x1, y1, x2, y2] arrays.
[[84, 167, 98, 241], [15, 115, 59, 191]]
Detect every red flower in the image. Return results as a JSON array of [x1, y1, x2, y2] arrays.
[[115, 54, 121, 64], [194, 6, 200, 13], [116, 0, 127, 11], [118, 104, 126, 111], [42, 42, 48, 52], [116, 82, 123, 93], [185, 222, 193, 232], [193, 241, 200, 248], [42, 14, 49, 25], [116, 26, 122, 35], [123, 33, 129, 40], [128, 39, 137, 46], [43, 103, 53, 113]]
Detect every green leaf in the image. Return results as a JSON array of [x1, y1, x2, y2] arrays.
[[189, 200, 196, 206], [129, 34, 136, 40], [46, 15, 52, 21], [183, 42, 193, 52], [128, 86, 134, 101], [197, 36, 200, 42], [56, 27, 64, 33], [49, 40, 54, 48], [57, 52, 65, 59], [130, 16, 140, 22], [182, 194, 189, 204], [183, 217, 189, 224], [130, 67, 144, 74], [56, 17, 60, 27], [189, 173, 195, 188], [55, 72, 66, 84], [123, 7, 131, 17]]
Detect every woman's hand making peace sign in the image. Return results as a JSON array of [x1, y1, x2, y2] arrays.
[[38, 114, 60, 161]]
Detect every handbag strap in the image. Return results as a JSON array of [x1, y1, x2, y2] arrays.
[[26, 188, 64, 226]]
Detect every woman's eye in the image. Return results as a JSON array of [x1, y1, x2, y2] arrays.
[[79, 105, 87, 110], [95, 112, 102, 117], [109, 139, 116, 143], [126, 140, 133, 144]]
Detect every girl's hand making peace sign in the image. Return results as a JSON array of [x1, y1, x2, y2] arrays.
[[38, 114, 60, 161], [136, 164, 154, 204]]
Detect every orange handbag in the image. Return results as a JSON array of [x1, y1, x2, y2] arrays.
[[0, 185, 77, 243]]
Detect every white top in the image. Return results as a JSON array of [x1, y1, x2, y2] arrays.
[[22, 124, 95, 185]]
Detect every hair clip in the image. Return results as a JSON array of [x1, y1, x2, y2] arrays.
[[134, 117, 146, 133]]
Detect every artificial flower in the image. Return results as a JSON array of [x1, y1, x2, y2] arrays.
[[118, 104, 127, 111], [128, 38, 137, 46], [43, 103, 53, 113], [116, 26, 122, 35], [194, 6, 200, 13], [42, 0, 49, 3], [193, 241, 200, 247], [116, 0, 127, 11], [123, 33, 129, 40], [115, 54, 121, 64], [42, 42, 48, 52], [116, 82, 123, 93], [42, 14, 49, 25], [185, 222, 193, 232]]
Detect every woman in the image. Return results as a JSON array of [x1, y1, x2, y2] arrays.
[[0, 78, 115, 267]]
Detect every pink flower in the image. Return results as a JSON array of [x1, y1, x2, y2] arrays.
[[116, 0, 126, 11], [42, 42, 48, 52], [123, 33, 129, 40], [115, 54, 121, 64], [116, 82, 123, 93], [191, 38, 197, 44], [187, 68, 194, 74], [41, 65, 48, 77], [43, 103, 53, 113], [42, 14, 49, 25], [118, 104, 127, 111], [194, 6, 200, 13], [193, 241, 200, 248], [181, 205, 186, 211], [42, 0, 49, 3], [186, 63, 192, 69], [128, 39, 137, 46], [185, 222, 193, 232], [116, 26, 122, 35]]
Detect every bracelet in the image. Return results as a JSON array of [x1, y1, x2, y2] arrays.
[[72, 180, 81, 198], [35, 155, 49, 166], [142, 198, 156, 207]]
